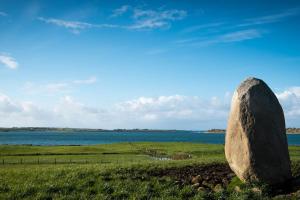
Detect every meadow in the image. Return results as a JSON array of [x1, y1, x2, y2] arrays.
[[0, 142, 300, 199]]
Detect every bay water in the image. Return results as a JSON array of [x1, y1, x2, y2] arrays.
[[1, 131, 300, 146]]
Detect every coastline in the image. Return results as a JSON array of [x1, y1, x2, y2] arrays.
[[0, 127, 299, 134], [0, 127, 192, 133], [205, 129, 300, 134]]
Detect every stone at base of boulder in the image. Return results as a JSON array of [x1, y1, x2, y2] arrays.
[[213, 184, 224, 193]]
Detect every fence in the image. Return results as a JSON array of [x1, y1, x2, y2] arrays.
[[0, 158, 148, 165]]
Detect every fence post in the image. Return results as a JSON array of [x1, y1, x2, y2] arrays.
[[20, 158, 23, 164]]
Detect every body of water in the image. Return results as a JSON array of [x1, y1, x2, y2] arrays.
[[0, 131, 300, 146]]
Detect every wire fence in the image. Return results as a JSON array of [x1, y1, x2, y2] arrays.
[[0, 157, 170, 166], [0, 158, 149, 165], [0, 153, 194, 166]]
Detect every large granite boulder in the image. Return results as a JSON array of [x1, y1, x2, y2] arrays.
[[225, 77, 292, 184]]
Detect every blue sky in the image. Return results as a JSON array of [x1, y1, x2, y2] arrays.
[[0, 0, 300, 129]]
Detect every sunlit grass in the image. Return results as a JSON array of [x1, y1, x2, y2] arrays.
[[0, 142, 299, 199]]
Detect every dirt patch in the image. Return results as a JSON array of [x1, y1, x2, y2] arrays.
[[147, 163, 234, 188]]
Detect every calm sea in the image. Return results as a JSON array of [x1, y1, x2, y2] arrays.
[[0, 131, 300, 146]]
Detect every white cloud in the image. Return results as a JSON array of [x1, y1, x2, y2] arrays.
[[181, 7, 299, 35], [218, 29, 263, 43], [38, 17, 95, 29], [73, 76, 97, 84], [0, 93, 54, 127], [238, 8, 300, 27], [55, 96, 100, 115], [176, 8, 299, 48], [276, 87, 300, 119], [0, 93, 104, 128], [129, 8, 187, 29], [0, 93, 230, 129], [0, 11, 7, 17], [110, 5, 130, 18], [114, 95, 230, 129], [2, 87, 299, 129], [23, 76, 97, 95], [183, 29, 265, 47], [37, 17, 119, 34], [45, 83, 70, 93], [0, 93, 21, 113], [38, 7, 187, 33], [173, 37, 200, 45], [53, 96, 101, 126], [23, 82, 70, 95], [0, 53, 18, 69], [181, 22, 225, 33]]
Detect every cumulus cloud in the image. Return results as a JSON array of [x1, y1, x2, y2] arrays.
[[55, 96, 100, 115], [0, 94, 22, 113], [0, 93, 104, 128], [52, 96, 105, 127], [1, 87, 299, 129], [0, 93, 230, 129], [115, 95, 230, 129], [276, 87, 300, 119], [0, 93, 54, 127], [0, 53, 19, 69]]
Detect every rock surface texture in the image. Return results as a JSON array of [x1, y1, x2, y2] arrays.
[[225, 77, 292, 185]]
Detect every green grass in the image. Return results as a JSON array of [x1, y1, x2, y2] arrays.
[[0, 142, 300, 200], [0, 142, 225, 165]]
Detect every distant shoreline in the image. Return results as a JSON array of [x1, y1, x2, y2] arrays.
[[0, 127, 299, 134], [206, 128, 300, 134], [0, 127, 191, 133], [206, 129, 226, 133]]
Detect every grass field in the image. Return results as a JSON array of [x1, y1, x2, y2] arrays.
[[1, 142, 300, 199]]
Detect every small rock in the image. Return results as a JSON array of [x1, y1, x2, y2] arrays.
[[273, 194, 291, 199], [251, 187, 262, 194], [191, 175, 202, 184], [202, 181, 213, 189], [213, 184, 224, 193], [234, 186, 241, 192], [174, 180, 181, 185], [192, 183, 200, 188], [197, 187, 207, 192], [222, 178, 229, 185]]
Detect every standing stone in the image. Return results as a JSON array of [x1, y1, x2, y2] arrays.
[[225, 77, 292, 184]]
